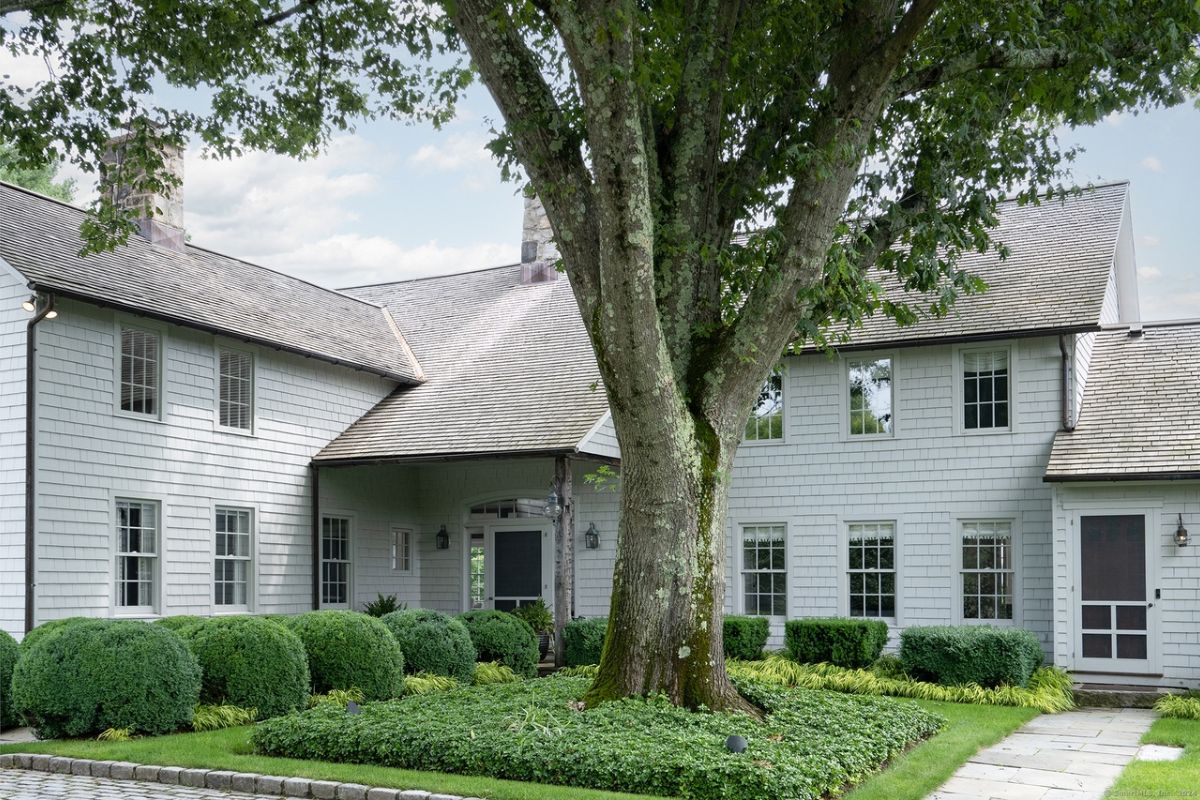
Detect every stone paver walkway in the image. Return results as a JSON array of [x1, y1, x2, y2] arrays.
[[0, 768, 279, 799], [927, 708, 1156, 800]]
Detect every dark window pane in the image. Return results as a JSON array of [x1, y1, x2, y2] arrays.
[[1082, 633, 1113, 658], [1081, 516, 1146, 602], [995, 402, 1009, 427], [1116, 634, 1147, 660], [965, 380, 977, 404], [1082, 605, 1112, 630], [1116, 605, 1147, 631]]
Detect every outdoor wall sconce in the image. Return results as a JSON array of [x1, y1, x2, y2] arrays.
[[542, 486, 562, 520], [1176, 514, 1189, 547], [584, 523, 600, 550], [436, 524, 450, 550]]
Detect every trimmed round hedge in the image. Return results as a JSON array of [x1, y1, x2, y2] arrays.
[[0, 629, 18, 730], [458, 610, 539, 678], [380, 609, 475, 681], [155, 615, 208, 635], [13, 619, 201, 738], [181, 616, 310, 719], [20, 616, 98, 651], [285, 611, 404, 700]]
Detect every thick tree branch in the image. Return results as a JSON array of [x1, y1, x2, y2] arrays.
[[0, 0, 61, 15], [256, 0, 319, 27]]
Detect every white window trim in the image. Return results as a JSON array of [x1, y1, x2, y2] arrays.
[[838, 517, 901, 625], [214, 344, 257, 436], [111, 494, 163, 617], [212, 503, 257, 613], [952, 342, 1017, 435], [391, 525, 415, 575], [735, 521, 789, 618], [319, 510, 354, 610], [113, 318, 165, 422], [953, 516, 1021, 627], [840, 351, 898, 441], [742, 364, 788, 447]]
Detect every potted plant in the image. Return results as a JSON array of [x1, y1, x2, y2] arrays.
[[510, 598, 553, 661]]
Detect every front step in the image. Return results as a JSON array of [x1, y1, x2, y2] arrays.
[[1073, 682, 1183, 708]]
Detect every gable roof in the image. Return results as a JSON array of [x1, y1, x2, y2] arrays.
[[1045, 322, 1200, 482], [315, 266, 609, 464], [0, 181, 422, 383], [819, 181, 1129, 351]]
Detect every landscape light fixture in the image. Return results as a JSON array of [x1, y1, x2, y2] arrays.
[[436, 524, 450, 550], [725, 735, 748, 754], [1176, 514, 1189, 547], [584, 523, 600, 550]]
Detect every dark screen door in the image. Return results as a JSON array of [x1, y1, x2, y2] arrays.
[[1079, 515, 1149, 663], [493, 529, 543, 611]]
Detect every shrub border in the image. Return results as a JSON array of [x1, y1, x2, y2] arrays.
[[0, 753, 477, 800]]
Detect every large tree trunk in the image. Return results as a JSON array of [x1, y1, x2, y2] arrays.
[[584, 413, 757, 715]]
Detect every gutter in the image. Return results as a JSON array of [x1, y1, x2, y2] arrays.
[[310, 446, 620, 469], [1059, 335, 1076, 432], [25, 293, 55, 634], [1045, 471, 1200, 483]]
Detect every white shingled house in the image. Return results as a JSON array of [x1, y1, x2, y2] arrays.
[[2, 162, 1198, 689]]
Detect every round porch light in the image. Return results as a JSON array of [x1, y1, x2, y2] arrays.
[[21, 296, 36, 312], [1176, 514, 1189, 547], [436, 524, 450, 550], [542, 486, 562, 520], [584, 523, 600, 550]]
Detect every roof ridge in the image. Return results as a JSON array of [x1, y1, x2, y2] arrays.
[[340, 261, 523, 292]]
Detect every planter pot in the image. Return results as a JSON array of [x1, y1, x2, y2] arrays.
[[538, 632, 551, 661]]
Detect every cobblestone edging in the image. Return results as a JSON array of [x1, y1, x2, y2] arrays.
[[0, 753, 482, 800]]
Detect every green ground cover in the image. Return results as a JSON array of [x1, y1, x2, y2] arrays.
[[1105, 715, 1200, 799]]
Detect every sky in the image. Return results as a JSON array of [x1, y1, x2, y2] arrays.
[[8, 48, 1199, 319]]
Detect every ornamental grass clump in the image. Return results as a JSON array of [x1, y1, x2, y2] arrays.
[[1154, 694, 1200, 720], [727, 655, 1074, 713], [180, 616, 310, 719], [458, 610, 539, 678], [13, 619, 201, 738], [286, 611, 405, 700], [381, 609, 476, 681], [253, 674, 943, 800]]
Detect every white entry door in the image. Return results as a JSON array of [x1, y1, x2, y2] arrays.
[[1074, 513, 1159, 674], [482, 524, 553, 612]]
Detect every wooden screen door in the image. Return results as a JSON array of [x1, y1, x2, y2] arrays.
[[1076, 514, 1157, 674], [487, 527, 550, 611]]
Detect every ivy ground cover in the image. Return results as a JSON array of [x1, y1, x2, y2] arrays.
[[252, 676, 943, 800]]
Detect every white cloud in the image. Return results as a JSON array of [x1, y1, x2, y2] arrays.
[[1137, 265, 1162, 280], [409, 133, 492, 172], [1140, 156, 1163, 173], [1103, 111, 1127, 127], [1140, 291, 1200, 322], [271, 235, 515, 288]]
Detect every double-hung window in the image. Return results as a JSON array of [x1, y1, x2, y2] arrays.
[[392, 527, 412, 573], [961, 520, 1015, 621], [963, 350, 1009, 430], [116, 499, 158, 611], [120, 327, 160, 417], [848, 358, 893, 436], [847, 522, 896, 618], [320, 516, 352, 607], [745, 371, 784, 441], [215, 507, 253, 608], [741, 524, 786, 616], [218, 349, 254, 431]]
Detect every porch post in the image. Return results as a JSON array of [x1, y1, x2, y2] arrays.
[[554, 455, 574, 668]]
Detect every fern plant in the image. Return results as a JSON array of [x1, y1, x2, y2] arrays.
[[363, 594, 403, 617]]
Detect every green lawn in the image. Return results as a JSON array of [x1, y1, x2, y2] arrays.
[[846, 700, 1039, 800], [1106, 716, 1200, 798], [0, 700, 1037, 800], [0, 727, 656, 800]]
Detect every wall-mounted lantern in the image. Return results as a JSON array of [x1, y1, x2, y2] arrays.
[[1176, 514, 1189, 548], [542, 485, 562, 520], [436, 524, 450, 550], [584, 523, 600, 550]]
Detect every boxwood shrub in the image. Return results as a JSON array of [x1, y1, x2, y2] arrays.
[[180, 616, 310, 719], [0, 629, 18, 730], [900, 625, 1045, 688], [785, 618, 889, 668], [12, 619, 201, 738], [155, 615, 209, 635], [724, 616, 770, 661], [563, 617, 608, 666], [458, 610, 539, 678], [19, 616, 98, 651], [253, 675, 943, 800], [381, 609, 475, 681], [286, 611, 404, 700]]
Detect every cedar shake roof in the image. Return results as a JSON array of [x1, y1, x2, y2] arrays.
[[1045, 323, 1200, 481], [0, 181, 422, 383], [823, 181, 1129, 350], [316, 265, 610, 463]]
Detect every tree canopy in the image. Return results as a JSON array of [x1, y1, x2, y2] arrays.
[[0, 142, 74, 200]]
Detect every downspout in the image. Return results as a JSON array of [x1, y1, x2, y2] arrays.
[[1058, 335, 1076, 432], [310, 463, 321, 609], [25, 293, 55, 634]]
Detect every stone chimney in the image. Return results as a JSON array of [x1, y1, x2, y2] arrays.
[[101, 128, 185, 251], [520, 195, 559, 284]]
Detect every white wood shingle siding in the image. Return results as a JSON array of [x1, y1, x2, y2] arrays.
[[21, 297, 395, 633], [0, 261, 29, 635]]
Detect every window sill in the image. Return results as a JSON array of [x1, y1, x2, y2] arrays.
[[114, 409, 165, 424], [741, 437, 787, 448], [215, 425, 256, 438]]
